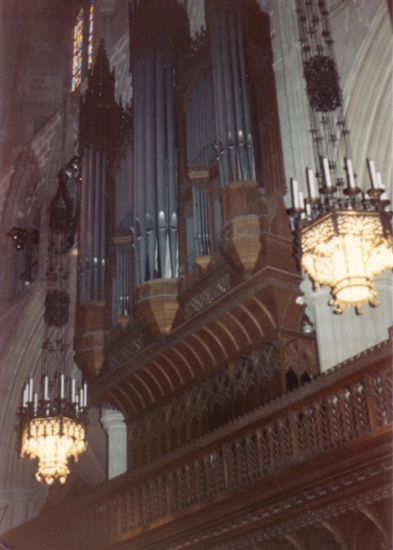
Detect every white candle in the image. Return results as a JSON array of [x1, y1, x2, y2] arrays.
[[44, 375, 49, 401], [346, 159, 356, 189], [291, 179, 299, 208], [71, 378, 76, 402], [307, 169, 317, 198], [83, 382, 88, 407], [367, 159, 377, 188], [60, 374, 65, 399], [23, 385, 28, 407], [376, 171, 383, 189], [298, 191, 305, 210], [29, 378, 33, 403], [34, 393, 38, 414], [306, 203, 312, 216], [322, 158, 332, 187]]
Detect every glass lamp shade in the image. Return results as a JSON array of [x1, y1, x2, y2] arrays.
[[301, 211, 393, 312], [20, 416, 87, 485]]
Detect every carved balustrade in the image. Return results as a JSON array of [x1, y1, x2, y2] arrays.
[[5, 343, 392, 550]]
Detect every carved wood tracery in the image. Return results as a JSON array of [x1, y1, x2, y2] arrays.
[[5, 348, 392, 550]]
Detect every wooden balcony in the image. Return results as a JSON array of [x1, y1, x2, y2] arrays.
[[3, 332, 392, 550]]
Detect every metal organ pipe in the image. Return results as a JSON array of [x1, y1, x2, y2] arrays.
[[211, 10, 228, 187], [99, 150, 107, 300], [145, 57, 157, 281], [134, 58, 147, 286], [220, 11, 237, 182], [156, 56, 167, 278], [166, 60, 178, 279], [93, 151, 100, 300]]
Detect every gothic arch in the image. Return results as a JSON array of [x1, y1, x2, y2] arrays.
[[343, 5, 392, 193]]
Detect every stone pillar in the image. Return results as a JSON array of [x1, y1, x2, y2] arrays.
[[101, 407, 127, 480]]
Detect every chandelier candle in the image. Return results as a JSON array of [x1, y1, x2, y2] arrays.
[[322, 158, 332, 188], [345, 158, 356, 189], [307, 168, 317, 198], [367, 159, 378, 188], [291, 179, 300, 209]]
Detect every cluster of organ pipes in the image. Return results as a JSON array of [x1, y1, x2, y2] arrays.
[[186, 72, 216, 169], [210, 5, 255, 187], [131, 53, 178, 285], [79, 145, 107, 303], [113, 143, 133, 320], [185, 70, 218, 262], [184, 3, 257, 264]]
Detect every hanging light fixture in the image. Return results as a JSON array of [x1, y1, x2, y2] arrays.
[[19, 377, 87, 485], [290, 160, 393, 314], [18, 158, 88, 485], [289, 0, 393, 313]]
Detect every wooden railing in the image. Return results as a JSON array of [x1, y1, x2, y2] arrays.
[[5, 344, 392, 550]]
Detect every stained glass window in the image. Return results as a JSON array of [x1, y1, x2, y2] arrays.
[[71, 7, 84, 91], [88, 0, 94, 68], [71, 1, 94, 91]]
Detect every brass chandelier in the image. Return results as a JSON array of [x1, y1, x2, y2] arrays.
[[290, 160, 393, 314], [19, 379, 87, 485], [290, 0, 393, 313], [18, 158, 88, 485]]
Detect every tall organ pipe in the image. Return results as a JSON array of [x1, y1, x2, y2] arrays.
[[166, 60, 178, 279], [135, 58, 147, 285], [156, 56, 167, 278], [220, 11, 237, 182], [145, 57, 157, 280], [211, 10, 229, 187]]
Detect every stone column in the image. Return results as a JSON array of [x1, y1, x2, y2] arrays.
[[101, 406, 127, 480]]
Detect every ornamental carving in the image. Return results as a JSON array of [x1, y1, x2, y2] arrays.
[[44, 290, 70, 327], [184, 274, 231, 318], [303, 55, 341, 113], [129, 341, 284, 467]]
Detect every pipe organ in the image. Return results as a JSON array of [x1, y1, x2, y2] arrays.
[[76, 0, 286, 373]]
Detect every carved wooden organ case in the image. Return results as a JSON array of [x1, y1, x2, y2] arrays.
[[75, 0, 319, 468]]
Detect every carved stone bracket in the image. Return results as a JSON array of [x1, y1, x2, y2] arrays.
[[135, 279, 179, 335], [74, 301, 107, 379], [221, 180, 261, 275]]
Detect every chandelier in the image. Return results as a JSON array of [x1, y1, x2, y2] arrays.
[[290, 0, 393, 313], [18, 157, 88, 484], [19, 376, 87, 485], [290, 160, 393, 313]]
